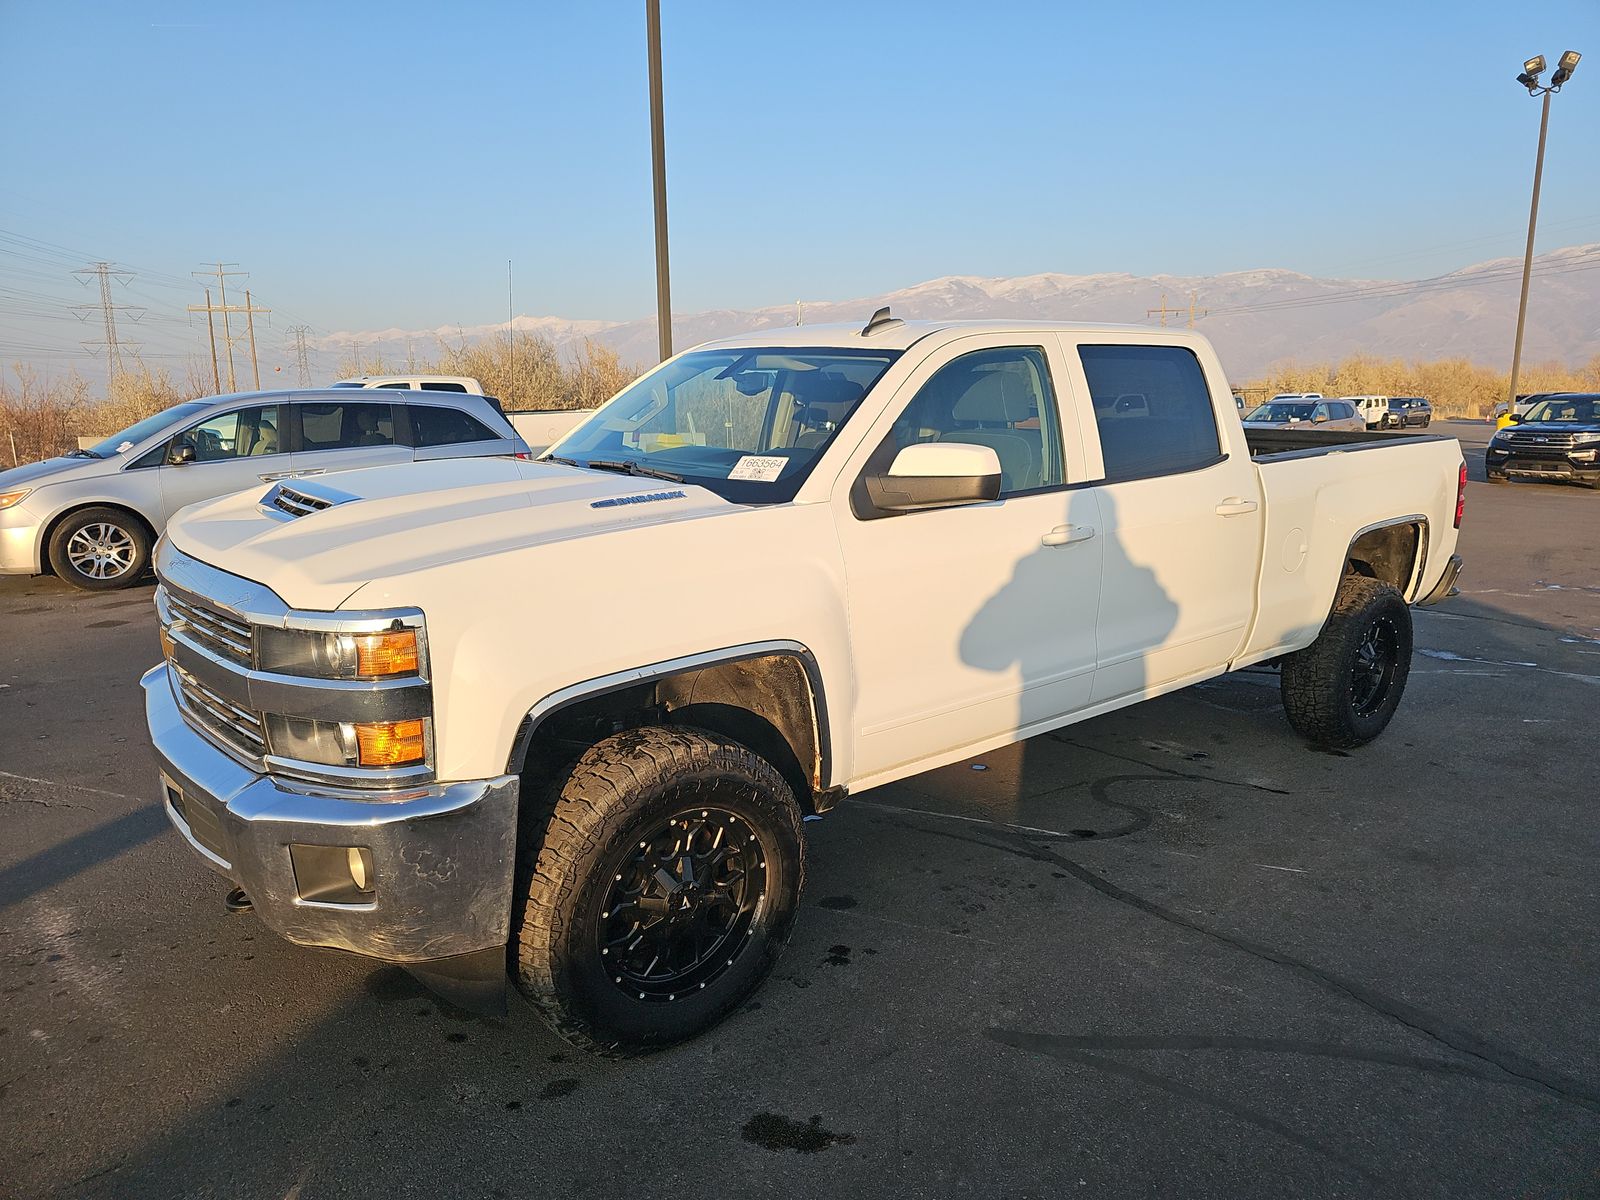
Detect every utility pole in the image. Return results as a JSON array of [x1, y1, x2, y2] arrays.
[[288, 325, 313, 387], [507, 258, 515, 382], [71, 262, 143, 389], [646, 0, 673, 361], [188, 264, 269, 392], [1185, 290, 1209, 328], [202, 288, 221, 391], [1145, 293, 1181, 327], [796, 301, 805, 326]]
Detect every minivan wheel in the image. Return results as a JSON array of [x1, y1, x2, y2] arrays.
[[47, 507, 151, 591], [1280, 575, 1413, 748], [512, 726, 805, 1056]]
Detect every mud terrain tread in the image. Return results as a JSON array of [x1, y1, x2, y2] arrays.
[[1281, 575, 1412, 749]]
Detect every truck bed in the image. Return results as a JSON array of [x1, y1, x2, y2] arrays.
[[1245, 427, 1442, 460]]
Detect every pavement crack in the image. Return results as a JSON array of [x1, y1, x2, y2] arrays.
[[909, 818, 1600, 1116], [1049, 737, 1292, 795]]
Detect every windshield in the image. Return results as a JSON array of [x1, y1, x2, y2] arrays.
[[85, 400, 212, 458], [548, 347, 900, 503], [1247, 403, 1316, 421], [1523, 396, 1600, 423]]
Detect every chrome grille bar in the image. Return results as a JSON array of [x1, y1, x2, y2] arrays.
[[166, 591, 253, 664], [174, 665, 266, 759]]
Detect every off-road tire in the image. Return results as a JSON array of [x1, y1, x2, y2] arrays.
[[46, 506, 151, 591], [512, 726, 805, 1055], [1281, 575, 1412, 749]]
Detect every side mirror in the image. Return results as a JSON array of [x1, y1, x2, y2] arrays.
[[864, 442, 1002, 513], [1507, 413, 1522, 424], [168, 442, 196, 465], [1313, 412, 1328, 423]]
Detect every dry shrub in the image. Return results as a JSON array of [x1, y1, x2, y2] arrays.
[[1247, 354, 1600, 418], [0, 363, 205, 466]]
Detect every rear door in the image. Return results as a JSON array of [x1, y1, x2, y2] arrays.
[[156, 403, 290, 520], [1064, 340, 1263, 701], [406, 399, 522, 461], [288, 397, 411, 479]]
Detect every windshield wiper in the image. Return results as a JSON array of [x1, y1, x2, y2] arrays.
[[583, 458, 685, 484], [544, 455, 582, 468], [64, 448, 101, 459]]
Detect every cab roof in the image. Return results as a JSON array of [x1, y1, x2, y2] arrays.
[[689, 318, 1193, 354]]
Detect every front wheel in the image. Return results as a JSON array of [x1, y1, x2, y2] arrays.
[[512, 727, 805, 1055], [46, 506, 151, 590], [1280, 575, 1413, 748]]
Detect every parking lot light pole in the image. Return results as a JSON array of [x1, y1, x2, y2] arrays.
[[646, 0, 672, 363], [1505, 51, 1580, 417]]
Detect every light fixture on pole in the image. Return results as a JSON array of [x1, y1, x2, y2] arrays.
[[1504, 49, 1580, 421]]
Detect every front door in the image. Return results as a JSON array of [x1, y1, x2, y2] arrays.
[[834, 339, 1103, 783], [157, 403, 290, 521]]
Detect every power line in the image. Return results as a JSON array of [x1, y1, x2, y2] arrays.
[[71, 262, 144, 387], [188, 263, 270, 391], [287, 324, 313, 387]]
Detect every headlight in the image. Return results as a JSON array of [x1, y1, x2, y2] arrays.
[[257, 625, 421, 679], [0, 488, 32, 510], [265, 714, 430, 769]]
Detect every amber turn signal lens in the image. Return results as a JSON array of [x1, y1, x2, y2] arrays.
[[354, 719, 427, 768], [353, 629, 419, 676]]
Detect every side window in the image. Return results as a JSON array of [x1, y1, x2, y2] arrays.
[[879, 346, 1063, 496], [410, 404, 499, 447], [297, 402, 397, 452], [1313, 403, 1329, 421], [1077, 345, 1222, 481], [375, 382, 412, 390], [421, 382, 469, 394], [176, 405, 283, 461]]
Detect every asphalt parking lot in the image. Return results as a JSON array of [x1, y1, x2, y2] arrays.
[[2, 420, 1597, 1199]]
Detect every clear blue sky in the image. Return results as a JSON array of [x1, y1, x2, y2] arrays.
[[1, 0, 1597, 359]]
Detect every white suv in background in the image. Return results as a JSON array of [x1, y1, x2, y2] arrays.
[[332, 375, 485, 396], [1343, 395, 1392, 429]]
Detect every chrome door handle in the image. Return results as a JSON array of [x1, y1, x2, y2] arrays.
[[1042, 524, 1096, 547], [1215, 498, 1259, 516], [259, 471, 297, 481], [296, 468, 325, 476]]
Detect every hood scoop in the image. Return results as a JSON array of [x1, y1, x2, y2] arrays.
[[262, 478, 359, 520]]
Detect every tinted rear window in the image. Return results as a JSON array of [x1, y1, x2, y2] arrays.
[[410, 404, 500, 446], [1078, 345, 1222, 481], [298, 402, 397, 451]]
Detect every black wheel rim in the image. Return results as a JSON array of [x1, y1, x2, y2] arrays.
[[598, 807, 768, 1002], [1350, 615, 1399, 717]]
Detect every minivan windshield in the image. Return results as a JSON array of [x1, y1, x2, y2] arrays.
[[1246, 402, 1316, 422], [85, 400, 212, 458], [1523, 396, 1600, 423], [548, 347, 900, 504]]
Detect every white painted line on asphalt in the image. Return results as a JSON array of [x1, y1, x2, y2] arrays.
[[0, 770, 138, 801], [1254, 864, 1308, 874], [850, 797, 1079, 839]]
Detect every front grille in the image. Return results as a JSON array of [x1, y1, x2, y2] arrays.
[[173, 664, 266, 761], [165, 591, 253, 666], [271, 485, 333, 517], [1503, 430, 1580, 449]]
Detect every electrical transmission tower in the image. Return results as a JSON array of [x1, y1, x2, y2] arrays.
[[188, 263, 271, 391], [72, 262, 144, 386], [1146, 290, 1209, 329], [287, 325, 314, 387]]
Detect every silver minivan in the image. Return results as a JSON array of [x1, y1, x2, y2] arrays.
[[0, 388, 529, 590]]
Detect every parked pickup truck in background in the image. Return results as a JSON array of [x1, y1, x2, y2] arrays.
[[0, 388, 527, 590], [141, 315, 1466, 1053]]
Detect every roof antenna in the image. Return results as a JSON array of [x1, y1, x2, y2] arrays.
[[860, 306, 903, 336]]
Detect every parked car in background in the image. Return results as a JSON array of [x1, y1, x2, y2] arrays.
[[0, 389, 529, 590], [1378, 397, 1432, 429], [505, 408, 597, 454], [1489, 393, 1553, 427], [1243, 397, 1365, 431], [1342, 395, 1392, 428], [1486, 393, 1600, 488], [332, 374, 485, 395], [1268, 391, 1323, 403]]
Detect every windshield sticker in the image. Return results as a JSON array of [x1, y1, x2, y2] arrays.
[[590, 490, 687, 509], [727, 455, 786, 482]]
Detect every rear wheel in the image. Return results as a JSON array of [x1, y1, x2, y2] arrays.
[[512, 726, 805, 1055], [1281, 575, 1412, 748], [46, 506, 151, 591]]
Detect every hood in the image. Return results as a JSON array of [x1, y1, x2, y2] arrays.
[[0, 454, 112, 492], [1507, 421, 1600, 435], [165, 457, 739, 610]]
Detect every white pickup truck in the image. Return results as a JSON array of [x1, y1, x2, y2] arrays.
[[142, 315, 1465, 1053]]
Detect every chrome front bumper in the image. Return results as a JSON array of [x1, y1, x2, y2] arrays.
[[143, 662, 520, 965]]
